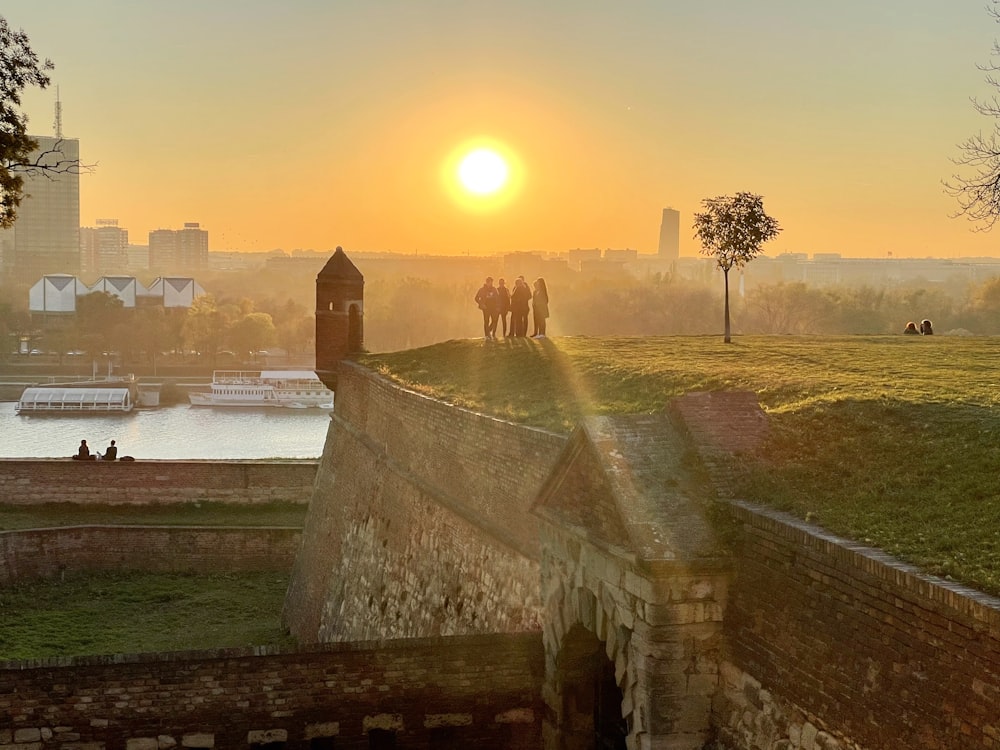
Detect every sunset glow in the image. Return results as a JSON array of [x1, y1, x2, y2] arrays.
[[6, 2, 1000, 256]]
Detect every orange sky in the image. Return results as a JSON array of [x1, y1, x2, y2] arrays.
[[6, 2, 1000, 258]]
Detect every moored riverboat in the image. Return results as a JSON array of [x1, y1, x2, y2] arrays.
[[187, 370, 334, 408]]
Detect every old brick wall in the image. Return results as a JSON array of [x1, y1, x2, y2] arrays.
[[0, 526, 300, 585], [284, 362, 567, 642], [0, 632, 544, 750], [715, 501, 1000, 750], [0, 459, 317, 505]]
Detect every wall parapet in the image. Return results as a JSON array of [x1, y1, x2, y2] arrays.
[[0, 632, 544, 750], [721, 499, 1000, 749], [0, 459, 318, 505], [0, 525, 301, 585]]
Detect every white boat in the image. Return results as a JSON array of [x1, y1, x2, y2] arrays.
[[16, 385, 135, 414], [188, 370, 334, 408]]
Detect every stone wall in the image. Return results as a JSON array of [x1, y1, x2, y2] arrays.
[[284, 362, 567, 642], [0, 526, 300, 585], [713, 501, 1000, 750], [0, 459, 317, 505], [0, 632, 544, 750]]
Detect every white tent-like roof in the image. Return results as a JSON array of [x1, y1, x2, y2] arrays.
[[16, 387, 133, 413], [28, 275, 85, 313]]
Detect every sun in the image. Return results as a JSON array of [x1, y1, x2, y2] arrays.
[[457, 148, 509, 195], [443, 138, 522, 212]]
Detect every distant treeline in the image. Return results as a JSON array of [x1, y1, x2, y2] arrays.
[[6, 264, 1000, 359]]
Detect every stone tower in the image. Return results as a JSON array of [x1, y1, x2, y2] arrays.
[[315, 246, 364, 389]]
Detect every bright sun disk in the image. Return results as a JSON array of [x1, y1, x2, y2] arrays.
[[457, 148, 509, 195]]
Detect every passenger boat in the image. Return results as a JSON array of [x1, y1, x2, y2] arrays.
[[16, 385, 135, 414], [187, 370, 334, 408]]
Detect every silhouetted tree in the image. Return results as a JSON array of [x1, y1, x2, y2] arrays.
[[945, 1, 1000, 228], [0, 16, 87, 227], [693, 192, 781, 342]]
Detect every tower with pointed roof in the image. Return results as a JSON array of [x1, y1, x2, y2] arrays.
[[315, 246, 364, 388]]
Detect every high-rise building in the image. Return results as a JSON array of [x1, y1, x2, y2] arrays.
[[148, 222, 209, 270], [0, 135, 81, 280], [80, 219, 129, 273], [658, 208, 680, 259]]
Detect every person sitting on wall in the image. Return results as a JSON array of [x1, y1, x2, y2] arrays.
[[71, 439, 94, 460], [903, 321, 919, 335], [103, 440, 118, 461], [920, 319, 934, 335]]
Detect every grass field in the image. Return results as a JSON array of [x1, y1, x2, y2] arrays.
[[362, 335, 1000, 596], [0, 502, 305, 659], [0, 571, 294, 660]]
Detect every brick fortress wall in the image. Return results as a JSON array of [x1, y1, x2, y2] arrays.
[[713, 501, 1000, 750], [283, 362, 567, 642], [0, 633, 544, 750], [673, 393, 1000, 749], [0, 526, 300, 585], [0, 459, 317, 505]]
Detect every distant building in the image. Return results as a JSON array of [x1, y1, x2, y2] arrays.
[[0, 135, 81, 280], [80, 219, 129, 274], [658, 208, 680, 259], [149, 222, 209, 270], [28, 274, 206, 320]]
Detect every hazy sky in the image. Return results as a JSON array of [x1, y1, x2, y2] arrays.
[[6, 1, 1000, 257]]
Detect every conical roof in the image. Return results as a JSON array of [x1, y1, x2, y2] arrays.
[[318, 246, 363, 281]]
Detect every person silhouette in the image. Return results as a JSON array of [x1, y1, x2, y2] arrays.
[[103, 440, 118, 461], [72, 439, 92, 460]]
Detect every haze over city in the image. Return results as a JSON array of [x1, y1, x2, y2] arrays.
[[6, 1, 1000, 258]]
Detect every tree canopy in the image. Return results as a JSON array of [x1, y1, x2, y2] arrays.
[[693, 191, 781, 342], [0, 15, 86, 229], [0, 15, 51, 228]]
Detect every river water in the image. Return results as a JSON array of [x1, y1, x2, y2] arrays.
[[0, 401, 332, 459]]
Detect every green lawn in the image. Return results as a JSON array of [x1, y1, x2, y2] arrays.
[[0, 571, 295, 660], [362, 335, 1000, 596]]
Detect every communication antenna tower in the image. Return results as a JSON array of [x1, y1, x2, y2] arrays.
[[53, 86, 63, 138]]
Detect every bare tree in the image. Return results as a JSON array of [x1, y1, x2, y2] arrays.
[[693, 192, 781, 343], [945, 1, 1000, 229], [0, 15, 88, 228]]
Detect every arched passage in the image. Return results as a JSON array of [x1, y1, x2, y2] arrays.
[[552, 625, 628, 750]]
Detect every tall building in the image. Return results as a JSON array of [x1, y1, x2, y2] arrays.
[[0, 135, 81, 280], [148, 222, 209, 271], [658, 207, 680, 259], [80, 219, 129, 273]]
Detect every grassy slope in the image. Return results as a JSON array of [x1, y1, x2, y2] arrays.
[[362, 335, 1000, 596]]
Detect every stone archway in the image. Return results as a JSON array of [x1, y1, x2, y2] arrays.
[[539, 537, 726, 750], [554, 625, 628, 750], [542, 574, 641, 750]]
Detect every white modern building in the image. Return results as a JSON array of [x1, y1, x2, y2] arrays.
[[28, 274, 206, 314]]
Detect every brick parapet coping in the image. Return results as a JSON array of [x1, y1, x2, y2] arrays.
[[728, 499, 1000, 634]]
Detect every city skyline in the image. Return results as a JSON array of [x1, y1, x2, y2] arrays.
[[5, 2, 1000, 258]]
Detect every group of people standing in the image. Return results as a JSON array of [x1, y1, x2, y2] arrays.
[[474, 275, 549, 340]]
